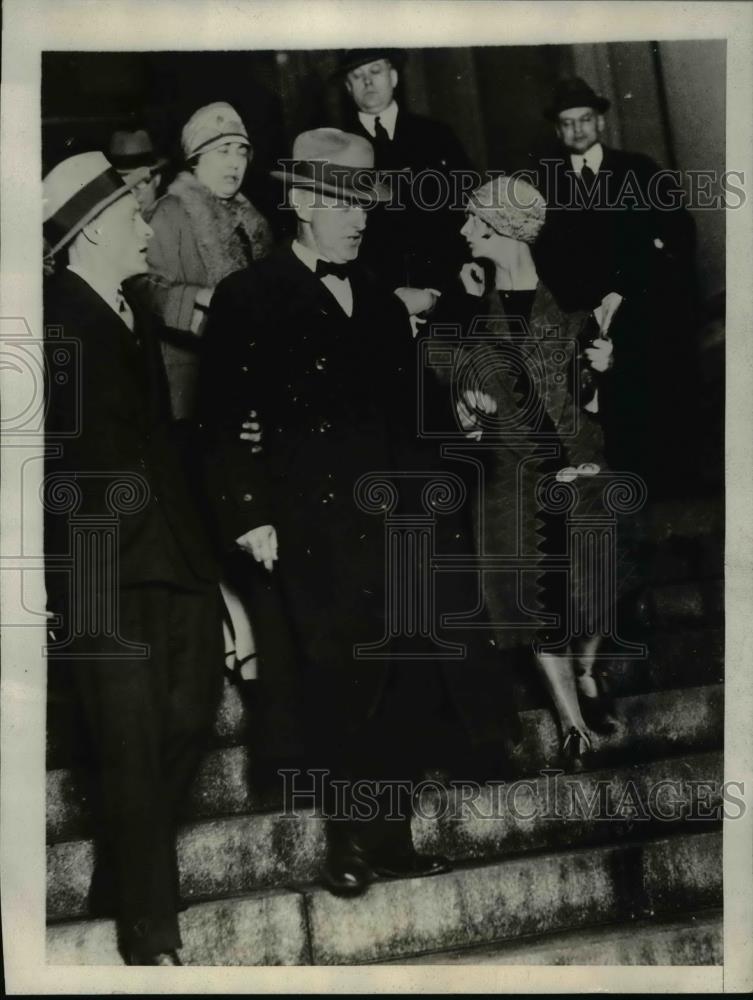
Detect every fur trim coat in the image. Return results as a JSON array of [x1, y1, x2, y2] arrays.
[[134, 171, 272, 420]]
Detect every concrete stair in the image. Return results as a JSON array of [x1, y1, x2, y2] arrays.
[[47, 830, 721, 965], [46, 491, 724, 965]]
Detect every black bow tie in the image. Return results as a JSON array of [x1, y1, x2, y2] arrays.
[[315, 259, 352, 281]]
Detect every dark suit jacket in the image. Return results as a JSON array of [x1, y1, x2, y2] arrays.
[[533, 145, 698, 488], [347, 106, 473, 289], [44, 270, 218, 611], [200, 244, 520, 752]]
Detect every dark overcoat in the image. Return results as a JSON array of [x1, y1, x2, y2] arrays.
[[346, 107, 473, 289], [533, 145, 699, 491], [44, 270, 219, 611], [199, 245, 521, 756]]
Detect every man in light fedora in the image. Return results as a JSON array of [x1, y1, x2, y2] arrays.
[[334, 48, 473, 290], [534, 76, 697, 493], [199, 127, 526, 898], [44, 151, 223, 964], [107, 127, 167, 213]]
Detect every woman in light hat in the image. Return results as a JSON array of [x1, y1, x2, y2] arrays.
[[438, 174, 627, 765], [137, 101, 272, 422]]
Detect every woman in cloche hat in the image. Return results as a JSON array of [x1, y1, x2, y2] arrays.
[[136, 101, 272, 423], [433, 174, 625, 766]]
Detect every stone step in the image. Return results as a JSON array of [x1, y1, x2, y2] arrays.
[[47, 684, 723, 843], [630, 495, 722, 546], [46, 830, 721, 965], [48, 746, 723, 921], [46, 889, 310, 966], [301, 829, 722, 965], [648, 579, 723, 627], [389, 908, 722, 965]]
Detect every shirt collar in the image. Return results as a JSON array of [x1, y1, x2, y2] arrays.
[[67, 264, 125, 316], [292, 239, 350, 281], [570, 142, 604, 174], [358, 100, 398, 140]]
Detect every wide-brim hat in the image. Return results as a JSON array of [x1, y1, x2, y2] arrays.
[[331, 47, 405, 80], [271, 127, 391, 203], [43, 151, 147, 256], [107, 128, 168, 175], [544, 77, 610, 120]]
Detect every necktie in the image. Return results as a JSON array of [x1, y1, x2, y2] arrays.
[[373, 115, 390, 145], [580, 161, 596, 186], [315, 258, 351, 281]]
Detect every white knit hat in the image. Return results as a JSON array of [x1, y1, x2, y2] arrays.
[[181, 102, 250, 160], [468, 175, 547, 245]]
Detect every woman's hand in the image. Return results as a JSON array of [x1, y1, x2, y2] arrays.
[[456, 388, 497, 440], [190, 286, 215, 334], [584, 337, 614, 372], [239, 409, 262, 453], [235, 524, 277, 571], [460, 262, 485, 297]]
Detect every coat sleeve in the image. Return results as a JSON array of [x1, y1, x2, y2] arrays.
[[137, 197, 208, 333], [198, 271, 276, 550]]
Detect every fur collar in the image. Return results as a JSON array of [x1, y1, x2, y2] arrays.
[[164, 171, 271, 285]]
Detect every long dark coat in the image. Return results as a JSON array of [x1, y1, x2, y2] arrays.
[[533, 145, 699, 491], [199, 245, 520, 758], [429, 281, 623, 651], [346, 107, 473, 289], [44, 270, 219, 612]]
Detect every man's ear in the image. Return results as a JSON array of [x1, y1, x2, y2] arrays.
[[596, 114, 606, 135], [389, 67, 398, 90], [289, 186, 314, 223], [344, 76, 354, 97], [79, 220, 102, 246]]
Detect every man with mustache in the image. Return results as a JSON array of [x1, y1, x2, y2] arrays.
[[43, 151, 223, 964]]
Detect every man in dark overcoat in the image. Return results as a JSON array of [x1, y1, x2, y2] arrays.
[[43, 152, 223, 964], [335, 48, 474, 290], [200, 128, 520, 897], [532, 77, 698, 493]]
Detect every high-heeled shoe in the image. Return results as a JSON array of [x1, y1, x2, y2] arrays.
[[575, 666, 618, 735], [561, 725, 592, 768]]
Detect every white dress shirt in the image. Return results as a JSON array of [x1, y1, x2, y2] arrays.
[[292, 239, 354, 317], [570, 142, 604, 176], [358, 100, 399, 141], [67, 264, 134, 331]]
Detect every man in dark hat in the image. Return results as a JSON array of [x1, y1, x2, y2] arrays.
[[335, 48, 473, 290], [533, 77, 697, 492], [107, 128, 167, 214], [199, 128, 520, 898], [43, 152, 223, 964]]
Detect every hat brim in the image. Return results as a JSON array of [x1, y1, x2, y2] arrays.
[[330, 49, 405, 81], [113, 156, 169, 176], [45, 168, 149, 257], [270, 169, 391, 203], [544, 95, 611, 121]]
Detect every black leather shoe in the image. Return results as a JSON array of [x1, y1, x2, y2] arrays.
[[369, 849, 452, 880], [127, 948, 183, 966], [321, 851, 373, 897], [576, 667, 619, 735]]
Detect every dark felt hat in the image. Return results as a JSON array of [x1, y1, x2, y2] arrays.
[[332, 48, 405, 80], [544, 77, 611, 120]]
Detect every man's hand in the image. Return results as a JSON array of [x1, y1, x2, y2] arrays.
[[456, 388, 497, 440], [236, 524, 278, 571], [460, 262, 485, 297], [394, 286, 441, 316], [239, 409, 262, 453], [593, 291, 623, 335], [584, 337, 614, 373]]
